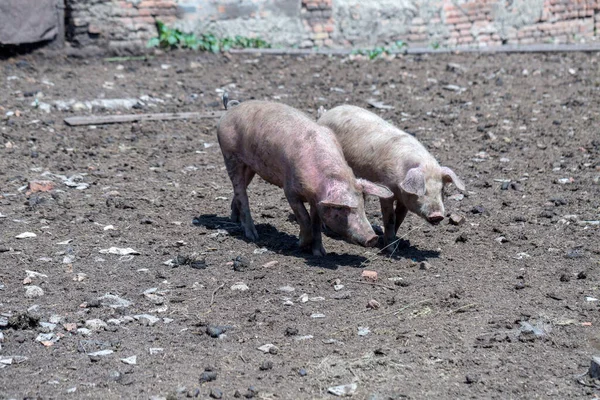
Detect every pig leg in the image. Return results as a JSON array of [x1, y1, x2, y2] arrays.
[[380, 197, 396, 248], [224, 156, 259, 241], [394, 203, 408, 233], [309, 203, 326, 257], [229, 168, 256, 223], [285, 193, 319, 254]]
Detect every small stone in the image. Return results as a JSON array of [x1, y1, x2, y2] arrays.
[[232, 256, 250, 272], [367, 299, 380, 309], [77, 328, 92, 336], [310, 313, 325, 318], [121, 355, 137, 365], [231, 282, 249, 291], [495, 236, 508, 244], [589, 356, 600, 379], [16, 232, 37, 239], [134, 314, 160, 326], [259, 361, 273, 371], [465, 374, 480, 384], [25, 285, 44, 298], [199, 370, 217, 383], [577, 271, 587, 280], [449, 214, 464, 225], [470, 205, 485, 214], [278, 285, 295, 293], [328, 383, 358, 397], [358, 326, 370, 336], [285, 327, 298, 336], [299, 293, 309, 303], [257, 344, 277, 353], [419, 261, 432, 270], [559, 274, 570, 282], [333, 284, 344, 291], [85, 319, 107, 331], [210, 388, 223, 399], [298, 368, 307, 376], [206, 326, 228, 338], [88, 349, 114, 358], [361, 270, 377, 281]]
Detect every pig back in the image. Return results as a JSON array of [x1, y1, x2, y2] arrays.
[[319, 105, 432, 184], [218, 101, 351, 195]]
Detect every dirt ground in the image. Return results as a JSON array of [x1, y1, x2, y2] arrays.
[[0, 49, 599, 399]]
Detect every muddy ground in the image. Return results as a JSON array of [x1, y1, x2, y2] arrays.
[[0, 50, 599, 399]]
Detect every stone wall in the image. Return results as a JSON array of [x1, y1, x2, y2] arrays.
[[65, 0, 600, 52]]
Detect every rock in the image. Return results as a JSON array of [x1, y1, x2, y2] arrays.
[[262, 260, 279, 268], [367, 299, 380, 309], [299, 293, 309, 303], [85, 319, 107, 331], [310, 313, 325, 318], [88, 349, 113, 357], [259, 361, 273, 371], [361, 270, 378, 281], [278, 285, 295, 293], [419, 261, 432, 270], [285, 327, 298, 336], [206, 326, 228, 338], [334, 284, 344, 291], [358, 327, 370, 336], [77, 328, 92, 336], [465, 374, 480, 384], [577, 271, 587, 280], [449, 214, 464, 225], [455, 232, 468, 243], [121, 355, 137, 365], [210, 388, 223, 399], [298, 368, 307, 377], [16, 232, 37, 239], [25, 286, 44, 298], [589, 356, 600, 379], [446, 62, 467, 74], [328, 383, 358, 397], [470, 205, 486, 215], [199, 370, 217, 383], [99, 247, 140, 256], [232, 256, 250, 272], [27, 180, 55, 194], [134, 314, 160, 326], [257, 344, 277, 353], [231, 282, 249, 291]]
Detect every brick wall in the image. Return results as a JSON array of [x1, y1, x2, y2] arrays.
[[65, 0, 600, 52]]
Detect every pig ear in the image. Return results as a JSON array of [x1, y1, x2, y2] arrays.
[[318, 200, 353, 210], [357, 178, 393, 199], [400, 167, 426, 196], [441, 167, 465, 191]]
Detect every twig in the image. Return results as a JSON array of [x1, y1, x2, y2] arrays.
[[334, 298, 432, 334], [349, 280, 395, 290], [359, 224, 424, 267], [447, 303, 478, 314], [210, 283, 225, 307]]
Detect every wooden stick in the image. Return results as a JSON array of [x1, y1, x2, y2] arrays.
[[64, 111, 226, 126]]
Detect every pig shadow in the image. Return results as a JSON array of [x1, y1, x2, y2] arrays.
[[193, 214, 369, 269]]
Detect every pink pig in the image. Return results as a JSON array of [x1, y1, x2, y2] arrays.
[[216, 98, 393, 256], [318, 105, 465, 247]]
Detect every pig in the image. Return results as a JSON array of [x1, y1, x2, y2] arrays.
[[318, 105, 465, 248], [216, 98, 393, 256]]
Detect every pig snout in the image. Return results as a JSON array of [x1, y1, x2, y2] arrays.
[[427, 212, 444, 225]]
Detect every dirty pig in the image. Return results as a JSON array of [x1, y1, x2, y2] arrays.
[[318, 105, 465, 248], [216, 98, 393, 256]]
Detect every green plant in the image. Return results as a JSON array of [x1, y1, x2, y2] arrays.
[[352, 40, 409, 60], [430, 40, 441, 50], [147, 20, 270, 52]]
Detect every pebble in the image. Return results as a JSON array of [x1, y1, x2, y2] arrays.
[[310, 313, 325, 318], [259, 361, 273, 371], [328, 383, 358, 397], [16, 232, 37, 239], [471, 205, 486, 214], [420, 261, 432, 270], [149, 348, 164, 355], [333, 284, 344, 291], [88, 349, 113, 357], [358, 327, 370, 336], [299, 293, 309, 303], [85, 319, 107, 331], [361, 270, 378, 281], [449, 213, 464, 225], [206, 326, 228, 338], [134, 314, 160, 326], [210, 388, 223, 399], [25, 286, 44, 298], [98, 294, 133, 308], [298, 368, 307, 377], [257, 344, 277, 353], [121, 355, 137, 365], [231, 282, 249, 291], [278, 285, 295, 293], [285, 327, 298, 336], [465, 374, 480, 384], [367, 299, 381, 309], [77, 328, 92, 336], [199, 370, 217, 383], [232, 256, 250, 272], [589, 356, 600, 379]]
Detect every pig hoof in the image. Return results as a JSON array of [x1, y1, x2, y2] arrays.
[[243, 226, 259, 241], [312, 246, 326, 257]]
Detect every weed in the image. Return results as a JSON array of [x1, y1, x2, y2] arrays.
[[352, 40, 408, 60], [147, 20, 270, 52]]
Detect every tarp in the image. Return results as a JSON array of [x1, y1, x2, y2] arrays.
[[0, 0, 58, 45]]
